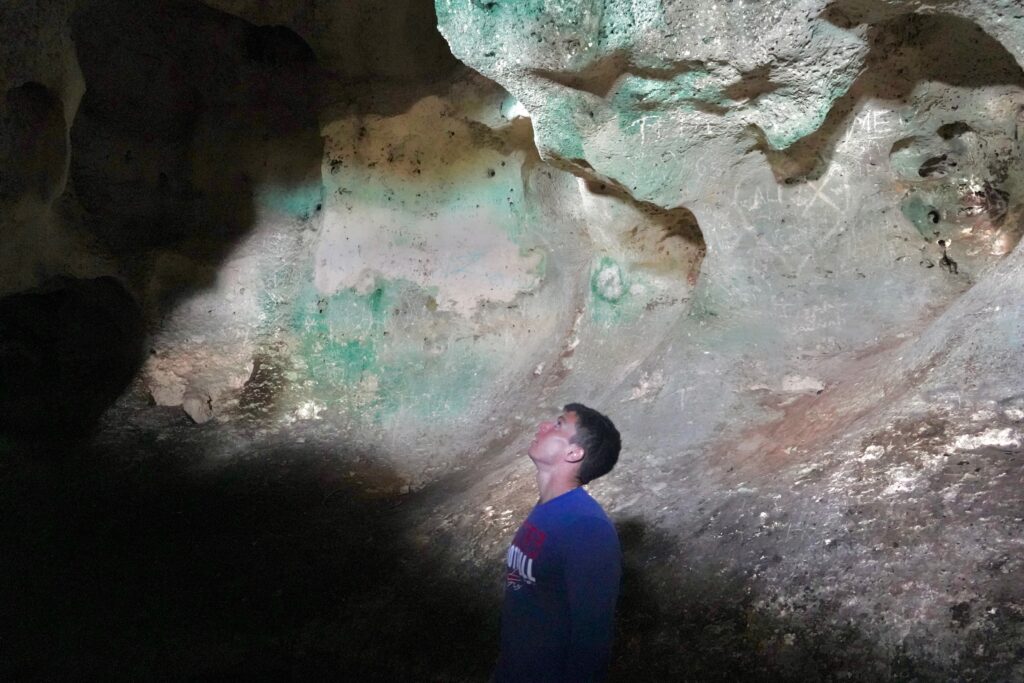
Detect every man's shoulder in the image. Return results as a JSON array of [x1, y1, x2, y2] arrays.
[[541, 486, 606, 514], [545, 489, 617, 540], [572, 487, 615, 519]]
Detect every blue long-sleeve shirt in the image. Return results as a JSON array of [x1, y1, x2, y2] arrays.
[[495, 487, 621, 682]]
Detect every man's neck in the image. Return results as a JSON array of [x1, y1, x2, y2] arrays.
[[536, 469, 580, 504]]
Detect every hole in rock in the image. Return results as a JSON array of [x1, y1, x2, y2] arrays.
[[937, 121, 974, 140], [892, 116, 1020, 258], [919, 154, 950, 178], [244, 25, 317, 66]]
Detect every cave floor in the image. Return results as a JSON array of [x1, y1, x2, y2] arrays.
[[3, 401, 1023, 681], [0, 426, 501, 681]]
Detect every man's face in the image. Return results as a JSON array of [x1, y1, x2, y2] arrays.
[[528, 411, 580, 467]]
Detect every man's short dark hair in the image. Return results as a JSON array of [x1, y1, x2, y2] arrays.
[[565, 402, 621, 485]]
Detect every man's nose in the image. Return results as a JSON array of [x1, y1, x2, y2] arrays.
[[538, 421, 553, 434]]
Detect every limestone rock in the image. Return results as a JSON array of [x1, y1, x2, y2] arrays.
[[0, 0, 92, 298], [0, 0, 83, 116], [436, 0, 868, 205], [142, 347, 254, 418], [143, 359, 188, 407], [435, 0, 1024, 208], [181, 389, 214, 424]]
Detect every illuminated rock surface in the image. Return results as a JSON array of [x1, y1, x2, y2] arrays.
[[1, 0, 1023, 679]]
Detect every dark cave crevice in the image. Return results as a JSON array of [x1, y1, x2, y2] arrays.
[[243, 23, 319, 67], [0, 81, 68, 204], [0, 276, 144, 436], [303, 0, 462, 84]]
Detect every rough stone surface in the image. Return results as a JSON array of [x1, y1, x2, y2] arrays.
[[2, 0, 1024, 678], [182, 389, 214, 424], [0, 0, 97, 297], [427, 2, 1024, 678]]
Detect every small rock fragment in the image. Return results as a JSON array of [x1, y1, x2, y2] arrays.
[[182, 390, 214, 424]]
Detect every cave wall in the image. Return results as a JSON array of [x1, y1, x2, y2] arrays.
[[1, 0, 708, 465], [428, 1, 1024, 678], [0, 0, 91, 294], [1, 0, 1023, 678]]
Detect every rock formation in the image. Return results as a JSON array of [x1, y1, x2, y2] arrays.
[[1, 0, 1023, 678]]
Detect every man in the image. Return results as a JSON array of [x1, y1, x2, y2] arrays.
[[495, 403, 622, 682]]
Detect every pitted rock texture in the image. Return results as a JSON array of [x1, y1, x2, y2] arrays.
[[436, 1, 1024, 203], [436, 0, 868, 204]]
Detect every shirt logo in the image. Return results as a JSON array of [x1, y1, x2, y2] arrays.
[[506, 522, 546, 589]]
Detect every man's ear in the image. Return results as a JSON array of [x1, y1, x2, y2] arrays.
[[565, 443, 585, 464]]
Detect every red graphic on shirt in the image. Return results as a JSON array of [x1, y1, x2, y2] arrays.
[[506, 522, 547, 589], [517, 522, 547, 558]]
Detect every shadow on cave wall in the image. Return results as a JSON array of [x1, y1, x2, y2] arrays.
[[0, 437, 498, 681], [610, 519, 937, 683], [762, 12, 1024, 183], [0, 0, 331, 437], [0, 0, 468, 437], [69, 0, 325, 271], [0, 82, 68, 204], [69, 0, 465, 271]]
